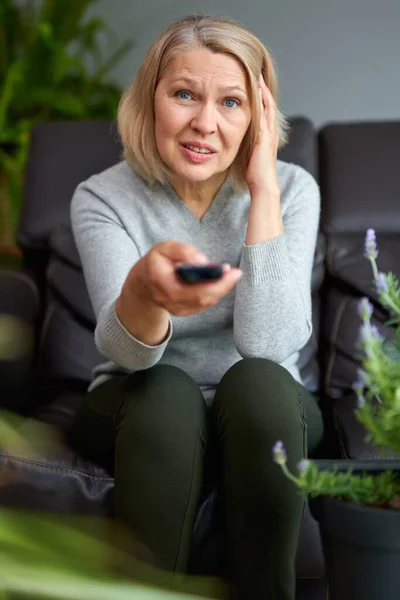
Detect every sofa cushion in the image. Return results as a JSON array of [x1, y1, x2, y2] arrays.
[[298, 233, 326, 393], [18, 121, 123, 251], [319, 121, 400, 234], [50, 224, 82, 270], [326, 235, 400, 298], [47, 236, 95, 326], [322, 286, 395, 399], [38, 298, 102, 384], [0, 449, 114, 515]]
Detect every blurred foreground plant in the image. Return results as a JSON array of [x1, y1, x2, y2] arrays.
[[0, 319, 224, 599], [0, 509, 225, 599], [273, 229, 400, 507], [0, 414, 225, 599]]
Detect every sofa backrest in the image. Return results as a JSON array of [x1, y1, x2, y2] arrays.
[[17, 121, 122, 290], [319, 121, 400, 235], [18, 121, 123, 251]]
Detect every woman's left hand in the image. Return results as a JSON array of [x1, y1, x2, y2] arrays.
[[245, 76, 280, 196]]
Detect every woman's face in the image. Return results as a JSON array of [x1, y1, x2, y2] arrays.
[[154, 48, 252, 188]]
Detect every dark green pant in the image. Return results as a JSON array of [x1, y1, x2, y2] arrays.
[[71, 358, 324, 600]]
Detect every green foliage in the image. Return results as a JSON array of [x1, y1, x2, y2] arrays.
[[282, 462, 400, 506], [377, 272, 400, 327], [0, 509, 224, 599], [0, 0, 134, 247], [355, 268, 400, 454]]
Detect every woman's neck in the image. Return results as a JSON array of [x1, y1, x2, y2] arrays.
[[169, 172, 227, 209]]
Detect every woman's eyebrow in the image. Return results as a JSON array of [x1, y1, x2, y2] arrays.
[[169, 76, 199, 86], [169, 77, 247, 95], [220, 85, 247, 95]]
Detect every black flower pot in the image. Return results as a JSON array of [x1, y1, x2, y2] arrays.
[[309, 460, 400, 600]]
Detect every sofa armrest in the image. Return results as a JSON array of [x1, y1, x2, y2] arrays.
[[333, 393, 398, 460], [0, 269, 40, 413]]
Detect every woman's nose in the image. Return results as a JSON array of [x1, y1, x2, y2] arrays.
[[190, 102, 217, 135]]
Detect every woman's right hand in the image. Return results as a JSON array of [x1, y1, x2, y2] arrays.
[[128, 241, 243, 317]]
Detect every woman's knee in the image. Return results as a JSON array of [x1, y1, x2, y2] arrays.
[[213, 358, 307, 459], [215, 358, 301, 417], [117, 364, 208, 442]]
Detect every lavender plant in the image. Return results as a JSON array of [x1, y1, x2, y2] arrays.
[[273, 230, 400, 506]]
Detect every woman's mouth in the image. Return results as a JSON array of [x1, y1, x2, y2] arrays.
[[180, 143, 217, 163], [183, 144, 213, 154]]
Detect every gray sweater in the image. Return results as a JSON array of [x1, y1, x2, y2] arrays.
[[71, 160, 320, 402]]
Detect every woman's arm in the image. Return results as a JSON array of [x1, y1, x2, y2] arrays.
[[71, 178, 172, 371], [233, 169, 320, 362]]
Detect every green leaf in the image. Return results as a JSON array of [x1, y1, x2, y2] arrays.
[[383, 340, 400, 361], [0, 61, 24, 130], [396, 327, 400, 349], [50, 94, 87, 117], [37, 21, 55, 48]]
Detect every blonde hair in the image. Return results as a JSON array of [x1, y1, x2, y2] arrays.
[[118, 15, 289, 189]]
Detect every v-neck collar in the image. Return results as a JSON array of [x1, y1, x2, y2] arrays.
[[159, 177, 234, 227]]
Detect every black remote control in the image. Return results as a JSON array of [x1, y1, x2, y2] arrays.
[[176, 263, 223, 283]]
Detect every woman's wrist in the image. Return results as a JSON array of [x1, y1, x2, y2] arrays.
[[249, 181, 280, 200], [246, 187, 283, 245], [116, 269, 170, 346]]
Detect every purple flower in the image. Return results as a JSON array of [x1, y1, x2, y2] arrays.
[[364, 229, 378, 260], [297, 459, 310, 473], [357, 393, 366, 409], [272, 441, 287, 465], [357, 297, 373, 320], [375, 272, 389, 294], [352, 378, 365, 394], [358, 368, 369, 385], [358, 323, 369, 344], [352, 369, 368, 391], [370, 324, 382, 340], [358, 322, 382, 345]]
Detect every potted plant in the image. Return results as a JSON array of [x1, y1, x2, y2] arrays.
[[273, 229, 400, 600], [0, 0, 134, 256]]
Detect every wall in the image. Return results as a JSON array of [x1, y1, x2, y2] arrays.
[[89, 0, 400, 127]]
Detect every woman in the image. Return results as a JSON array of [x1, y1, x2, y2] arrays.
[[71, 14, 324, 600]]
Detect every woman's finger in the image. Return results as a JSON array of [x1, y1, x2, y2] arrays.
[[258, 87, 268, 134], [259, 76, 277, 136]]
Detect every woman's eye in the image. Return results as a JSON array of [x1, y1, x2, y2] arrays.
[[176, 91, 192, 100], [224, 98, 239, 108]]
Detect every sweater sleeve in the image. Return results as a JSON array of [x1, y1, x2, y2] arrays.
[[233, 168, 320, 363], [70, 177, 172, 371]]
